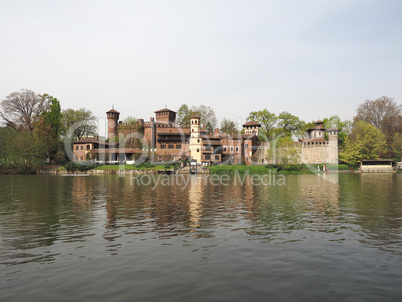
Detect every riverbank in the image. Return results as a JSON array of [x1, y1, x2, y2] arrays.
[[208, 164, 352, 174], [1, 163, 389, 175]]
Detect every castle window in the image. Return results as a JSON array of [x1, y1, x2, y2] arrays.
[[197, 139, 200, 143], [87, 145, 90, 150], [75, 146, 79, 150], [223, 146, 227, 152], [168, 144, 174, 149], [215, 155, 219, 160], [230, 147, 234, 152], [176, 144, 181, 149], [80, 146, 83, 150], [197, 149, 199, 152], [161, 144, 166, 149], [192, 129, 194, 132], [235, 147, 239, 152]]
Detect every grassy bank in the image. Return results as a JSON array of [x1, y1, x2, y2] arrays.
[[94, 164, 168, 170], [209, 164, 351, 174], [209, 165, 276, 174]]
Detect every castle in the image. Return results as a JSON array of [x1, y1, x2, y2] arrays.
[[72, 108, 338, 166], [72, 107, 261, 165]]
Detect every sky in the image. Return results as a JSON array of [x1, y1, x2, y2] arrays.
[[1, 0, 401, 136]]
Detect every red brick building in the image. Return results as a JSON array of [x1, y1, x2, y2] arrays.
[[73, 107, 261, 165]]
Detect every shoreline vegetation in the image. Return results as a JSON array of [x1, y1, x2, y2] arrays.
[[0, 162, 355, 175]]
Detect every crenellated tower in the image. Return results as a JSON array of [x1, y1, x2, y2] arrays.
[[106, 107, 120, 140], [326, 127, 339, 164]]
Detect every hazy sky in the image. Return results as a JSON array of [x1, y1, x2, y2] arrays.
[[1, 0, 401, 136]]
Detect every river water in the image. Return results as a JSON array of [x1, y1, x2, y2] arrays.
[[0, 173, 401, 301]]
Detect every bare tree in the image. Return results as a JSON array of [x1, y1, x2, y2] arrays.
[[0, 89, 46, 131], [354, 96, 402, 140]]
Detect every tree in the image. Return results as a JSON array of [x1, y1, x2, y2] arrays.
[[0, 89, 46, 131], [354, 96, 401, 141], [33, 117, 59, 162], [40, 94, 62, 138], [176, 104, 217, 129], [220, 118, 238, 136], [205, 122, 213, 135], [176, 104, 191, 127], [0, 127, 14, 164], [267, 136, 299, 165], [123, 116, 137, 124], [247, 109, 278, 140], [323, 115, 352, 145], [196, 105, 217, 130], [277, 111, 305, 137], [390, 132, 402, 159], [61, 108, 97, 141], [340, 121, 388, 166]]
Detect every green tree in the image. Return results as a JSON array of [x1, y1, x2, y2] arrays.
[[40, 94, 62, 138], [247, 109, 278, 140], [123, 116, 137, 124], [390, 132, 402, 159], [220, 118, 238, 136], [176, 104, 191, 127], [267, 136, 299, 165], [340, 121, 388, 166], [323, 115, 352, 145], [0, 127, 14, 164], [205, 122, 213, 135], [33, 117, 59, 162], [61, 108, 97, 141], [277, 111, 305, 137]]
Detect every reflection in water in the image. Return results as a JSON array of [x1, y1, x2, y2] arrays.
[[1, 174, 402, 301], [0, 173, 401, 260], [188, 176, 203, 230]]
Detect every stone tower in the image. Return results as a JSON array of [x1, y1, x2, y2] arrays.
[[189, 116, 202, 163], [106, 107, 120, 140], [326, 127, 339, 164]]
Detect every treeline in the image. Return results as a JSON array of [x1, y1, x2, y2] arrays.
[[0, 89, 97, 173]]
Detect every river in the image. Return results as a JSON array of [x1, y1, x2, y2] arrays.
[[0, 173, 401, 301]]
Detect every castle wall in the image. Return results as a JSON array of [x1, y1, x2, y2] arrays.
[[255, 140, 339, 165]]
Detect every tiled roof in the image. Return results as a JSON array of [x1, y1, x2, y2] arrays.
[[308, 125, 326, 131], [242, 121, 261, 127]]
